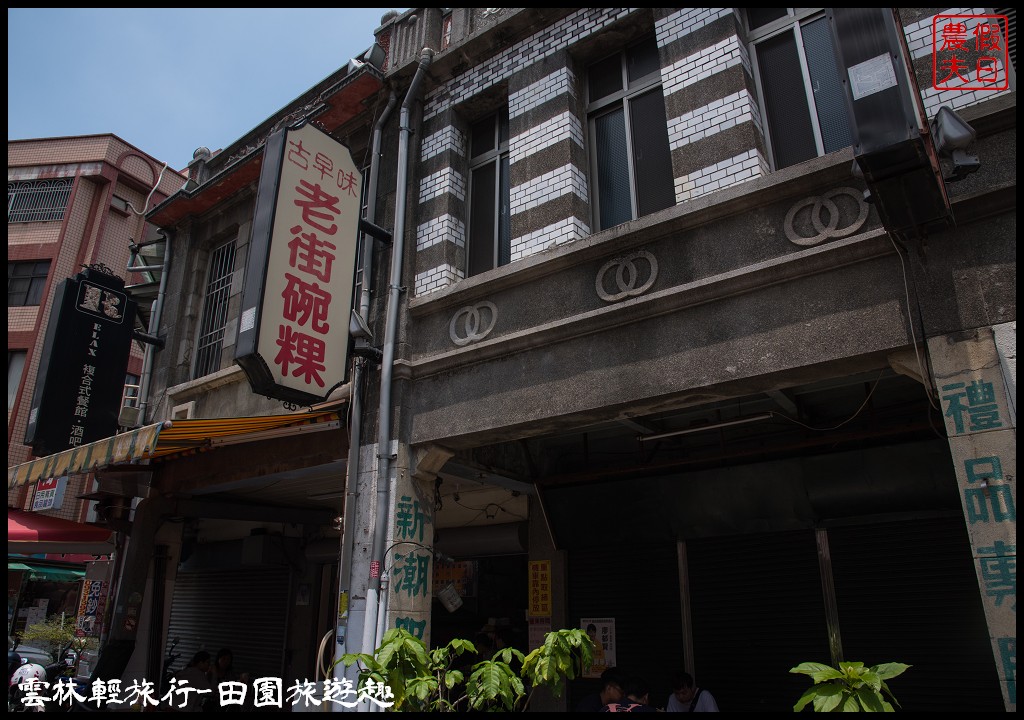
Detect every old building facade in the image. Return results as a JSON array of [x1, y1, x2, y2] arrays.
[[9, 8, 1014, 712]]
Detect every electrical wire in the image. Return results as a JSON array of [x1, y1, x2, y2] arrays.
[[125, 162, 170, 216], [888, 234, 941, 412], [767, 369, 886, 432]]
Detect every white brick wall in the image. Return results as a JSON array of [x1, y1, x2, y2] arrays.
[[421, 125, 466, 162], [674, 149, 768, 202], [655, 7, 732, 46], [419, 168, 466, 204], [904, 7, 988, 58], [510, 164, 588, 216], [509, 67, 578, 119], [903, 8, 1012, 117], [510, 112, 584, 164], [662, 36, 744, 97], [415, 263, 464, 296], [416, 214, 466, 251], [511, 216, 591, 262], [667, 90, 762, 150], [424, 8, 634, 121]]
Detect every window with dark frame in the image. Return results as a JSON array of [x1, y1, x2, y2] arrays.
[[587, 35, 675, 232], [8, 350, 27, 413], [746, 8, 853, 170], [466, 111, 511, 277], [192, 239, 236, 379], [7, 260, 51, 307]]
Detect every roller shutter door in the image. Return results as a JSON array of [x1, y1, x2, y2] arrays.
[[687, 529, 829, 712], [567, 542, 683, 709], [166, 567, 291, 682], [828, 516, 1003, 712]]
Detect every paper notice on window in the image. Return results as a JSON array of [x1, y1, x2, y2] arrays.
[[848, 54, 898, 100]]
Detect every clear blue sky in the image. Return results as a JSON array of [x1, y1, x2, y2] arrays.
[[8, 8, 405, 172]]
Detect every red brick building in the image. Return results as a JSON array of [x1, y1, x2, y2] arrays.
[[7, 135, 185, 519]]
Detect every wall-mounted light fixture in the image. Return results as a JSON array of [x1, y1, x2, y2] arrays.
[[637, 413, 774, 442]]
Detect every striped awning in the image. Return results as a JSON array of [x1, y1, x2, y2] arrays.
[[8, 410, 341, 489]]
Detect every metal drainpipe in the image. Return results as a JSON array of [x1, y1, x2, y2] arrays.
[[332, 90, 397, 680], [134, 228, 172, 425], [360, 47, 434, 660]]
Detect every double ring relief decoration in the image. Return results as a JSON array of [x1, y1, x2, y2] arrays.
[[595, 250, 659, 302], [449, 301, 498, 346], [783, 187, 870, 247]]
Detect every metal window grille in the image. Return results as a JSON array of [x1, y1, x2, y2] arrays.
[[193, 240, 236, 379], [8, 178, 73, 223]]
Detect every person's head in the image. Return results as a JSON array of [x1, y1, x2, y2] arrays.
[[215, 648, 233, 670], [672, 671, 696, 704], [586, 623, 598, 640], [474, 632, 496, 656], [623, 676, 651, 704], [494, 627, 515, 651], [189, 651, 211, 670], [599, 667, 625, 704]]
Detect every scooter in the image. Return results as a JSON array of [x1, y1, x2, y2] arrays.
[[9, 646, 86, 712], [8, 657, 67, 712]]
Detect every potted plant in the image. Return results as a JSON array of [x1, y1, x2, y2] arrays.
[[790, 660, 910, 712]]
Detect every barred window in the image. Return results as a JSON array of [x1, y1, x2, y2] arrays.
[[193, 239, 237, 379], [8, 178, 74, 223], [8, 260, 51, 306]]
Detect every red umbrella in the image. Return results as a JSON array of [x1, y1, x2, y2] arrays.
[[8, 507, 114, 554]]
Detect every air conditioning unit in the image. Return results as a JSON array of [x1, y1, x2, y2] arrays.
[[118, 405, 141, 428]]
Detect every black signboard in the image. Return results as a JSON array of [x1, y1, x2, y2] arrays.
[[24, 268, 137, 457]]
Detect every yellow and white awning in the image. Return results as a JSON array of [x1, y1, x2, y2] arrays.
[[8, 410, 341, 489]]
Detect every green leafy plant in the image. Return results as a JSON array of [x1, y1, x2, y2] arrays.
[[339, 627, 593, 711], [17, 615, 92, 667], [790, 660, 911, 712]]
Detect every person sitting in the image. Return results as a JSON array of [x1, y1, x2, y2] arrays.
[[169, 650, 214, 712], [601, 676, 659, 712], [574, 667, 625, 712], [210, 648, 250, 710], [666, 671, 719, 712]]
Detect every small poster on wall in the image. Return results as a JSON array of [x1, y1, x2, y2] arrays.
[[580, 617, 616, 678]]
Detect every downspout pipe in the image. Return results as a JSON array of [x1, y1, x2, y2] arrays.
[[361, 47, 433, 659], [332, 90, 398, 681], [134, 228, 172, 425]]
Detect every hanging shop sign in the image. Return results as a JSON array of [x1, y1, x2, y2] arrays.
[[24, 268, 136, 457], [32, 476, 68, 511], [236, 121, 362, 404]]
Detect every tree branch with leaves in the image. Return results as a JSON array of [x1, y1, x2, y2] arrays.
[[339, 627, 594, 712]]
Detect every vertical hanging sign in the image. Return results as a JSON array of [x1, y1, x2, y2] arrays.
[[236, 122, 362, 404], [24, 268, 136, 456]]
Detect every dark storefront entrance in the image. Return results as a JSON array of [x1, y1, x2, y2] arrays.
[[551, 438, 1004, 712]]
